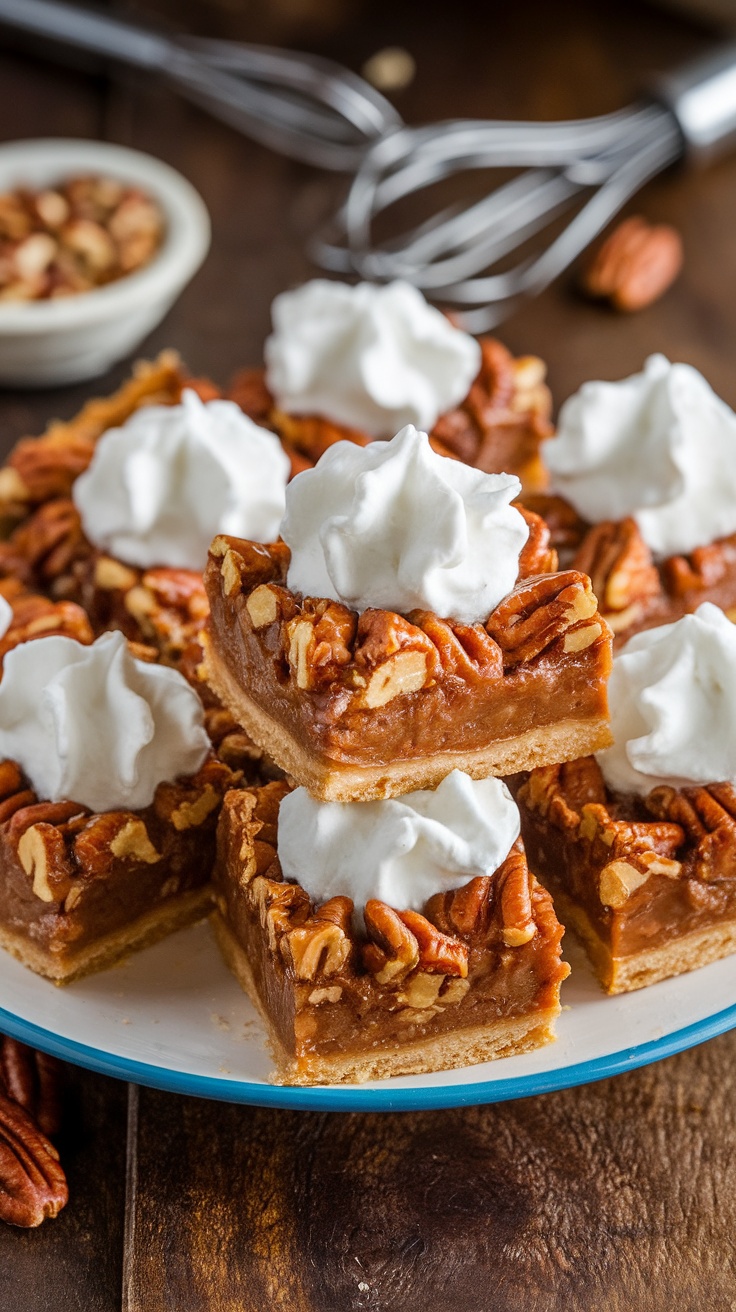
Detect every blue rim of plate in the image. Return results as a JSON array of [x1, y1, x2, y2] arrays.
[[2, 999, 736, 1111]]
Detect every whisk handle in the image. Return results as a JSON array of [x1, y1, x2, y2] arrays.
[[652, 44, 736, 165], [0, 0, 172, 70]]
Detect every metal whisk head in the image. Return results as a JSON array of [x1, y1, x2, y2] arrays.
[[315, 103, 683, 329]]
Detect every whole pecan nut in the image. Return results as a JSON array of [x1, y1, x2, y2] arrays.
[[0, 1038, 64, 1138], [581, 215, 683, 312], [0, 1091, 68, 1227]]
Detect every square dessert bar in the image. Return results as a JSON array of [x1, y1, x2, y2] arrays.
[[229, 337, 553, 491], [517, 758, 736, 993], [212, 781, 569, 1085], [0, 353, 217, 657], [202, 519, 612, 803], [525, 495, 736, 645], [0, 754, 239, 984]]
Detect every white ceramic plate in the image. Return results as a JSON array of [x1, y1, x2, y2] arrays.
[[1, 921, 734, 1110]]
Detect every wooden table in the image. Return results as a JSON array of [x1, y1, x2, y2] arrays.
[[3, 1, 736, 1307]]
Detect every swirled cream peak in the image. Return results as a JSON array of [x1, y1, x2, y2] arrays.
[[0, 596, 11, 641], [544, 354, 736, 557], [278, 770, 520, 919], [281, 425, 527, 622], [264, 279, 482, 437], [597, 604, 736, 796], [73, 389, 290, 571], [0, 630, 210, 812]]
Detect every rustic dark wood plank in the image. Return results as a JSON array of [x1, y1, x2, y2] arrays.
[[0, 1064, 128, 1311], [124, 1033, 736, 1312]]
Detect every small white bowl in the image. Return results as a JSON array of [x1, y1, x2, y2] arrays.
[[0, 138, 211, 387]]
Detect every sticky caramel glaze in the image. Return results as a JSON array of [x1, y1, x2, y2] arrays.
[[204, 561, 611, 769], [518, 772, 736, 961], [213, 857, 567, 1071]]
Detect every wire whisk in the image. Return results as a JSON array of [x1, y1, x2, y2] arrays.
[[3, 0, 736, 327]]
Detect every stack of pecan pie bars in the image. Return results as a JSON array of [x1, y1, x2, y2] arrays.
[[3, 325, 736, 1089]]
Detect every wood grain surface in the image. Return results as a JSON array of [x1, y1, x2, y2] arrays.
[[2, 0, 736, 1307]]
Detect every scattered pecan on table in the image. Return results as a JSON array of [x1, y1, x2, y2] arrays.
[[0, 1035, 68, 1227]]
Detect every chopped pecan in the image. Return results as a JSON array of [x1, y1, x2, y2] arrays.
[[353, 610, 437, 706], [486, 571, 600, 666], [573, 518, 660, 628], [284, 896, 354, 980], [581, 215, 683, 312], [286, 599, 357, 691], [0, 1092, 68, 1227], [273, 407, 371, 463], [0, 1039, 64, 1138], [17, 824, 74, 903], [250, 876, 311, 950], [246, 582, 294, 630]]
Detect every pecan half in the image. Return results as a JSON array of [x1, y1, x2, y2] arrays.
[[0, 1092, 68, 1227], [581, 215, 683, 312], [363, 900, 420, 983], [0, 1038, 64, 1138], [396, 909, 468, 976], [486, 571, 600, 666], [517, 505, 558, 577], [573, 518, 660, 628]]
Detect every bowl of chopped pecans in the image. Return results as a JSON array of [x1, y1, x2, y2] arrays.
[[0, 138, 210, 387]]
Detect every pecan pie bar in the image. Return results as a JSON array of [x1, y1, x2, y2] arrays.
[[517, 758, 736, 993], [229, 337, 553, 491], [0, 754, 239, 984], [212, 781, 569, 1084], [201, 517, 612, 803], [525, 496, 736, 646], [0, 352, 217, 651]]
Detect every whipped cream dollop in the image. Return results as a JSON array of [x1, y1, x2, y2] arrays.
[[0, 630, 210, 812], [264, 279, 482, 437], [277, 769, 520, 919], [544, 354, 736, 557], [281, 425, 527, 622], [73, 389, 290, 571], [597, 604, 736, 796], [0, 596, 11, 641]]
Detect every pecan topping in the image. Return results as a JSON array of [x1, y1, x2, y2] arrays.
[[581, 215, 683, 312], [647, 783, 736, 881], [353, 610, 437, 706], [284, 896, 354, 980], [362, 900, 420, 983], [486, 571, 600, 666], [0, 1038, 64, 1138], [573, 518, 660, 628], [286, 599, 357, 691], [396, 910, 468, 976], [251, 876, 311, 950], [496, 849, 536, 946], [0, 1091, 68, 1227], [408, 611, 502, 682]]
